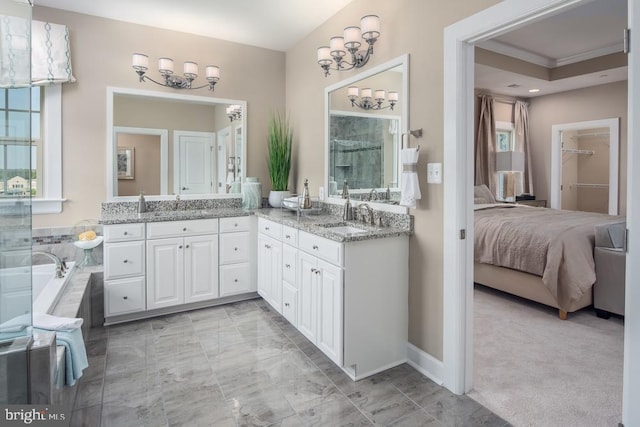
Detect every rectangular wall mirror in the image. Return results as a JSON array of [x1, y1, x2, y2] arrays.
[[106, 87, 247, 200], [325, 54, 408, 205]]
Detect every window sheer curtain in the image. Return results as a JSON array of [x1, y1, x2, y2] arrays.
[[514, 100, 533, 195], [475, 94, 496, 194]]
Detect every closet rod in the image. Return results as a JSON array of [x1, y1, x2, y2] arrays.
[[575, 183, 609, 189]]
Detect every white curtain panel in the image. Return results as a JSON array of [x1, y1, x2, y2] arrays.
[[515, 100, 533, 194]]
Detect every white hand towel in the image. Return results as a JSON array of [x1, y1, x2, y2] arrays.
[[400, 148, 421, 208], [33, 312, 83, 331]]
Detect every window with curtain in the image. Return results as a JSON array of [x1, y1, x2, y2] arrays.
[[495, 121, 524, 200]]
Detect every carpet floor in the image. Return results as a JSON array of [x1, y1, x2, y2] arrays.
[[468, 284, 624, 427]]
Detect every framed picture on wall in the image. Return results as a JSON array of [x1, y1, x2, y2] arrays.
[[117, 147, 134, 180]]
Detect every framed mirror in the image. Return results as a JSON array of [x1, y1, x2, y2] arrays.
[[324, 54, 408, 206], [106, 87, 247, 200]]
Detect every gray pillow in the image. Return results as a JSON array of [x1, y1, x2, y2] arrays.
[[474, 184, 496, 204]]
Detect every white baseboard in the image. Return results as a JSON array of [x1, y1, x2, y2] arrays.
[[406, 342, 444, 385]]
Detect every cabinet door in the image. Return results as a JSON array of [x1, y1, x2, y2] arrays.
[[266, 238, 283, 312], [282, 243, 298, 285], [147, 237, 184, 310], [257, 234, 271, 301], [104, 241, 145, 280], [219, 232, 250, 264], [220, 263, 252, 296], [317, 260, 343, 365], [105, 277, 146, 317], [298, 251, 318, 343], [282, 281, 298, 327], [184, 234, 219, 303]]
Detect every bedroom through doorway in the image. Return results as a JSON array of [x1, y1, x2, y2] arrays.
[[469, 0, 627, 425]]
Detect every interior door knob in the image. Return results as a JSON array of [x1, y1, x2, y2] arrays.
[[182, 187, 188, 190]]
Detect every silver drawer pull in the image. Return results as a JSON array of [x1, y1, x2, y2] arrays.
[[234, 279, 238, 283], [285, 235, 291, 239], [265, 226, 270, 231], [234, 223, 238, 227], [312, 245, 319, 250], [186, 244, 190, 249], [311, 268, 317, 273], [123, 296, 128, 300], [183, 227, 187, 231], [123, 259, 129, 263], [285, 264, 291, 268], [234, 247, 238, 251], [265, 244, 271, 249], [179, 245, 183, 249], [315, 270, 321, 275], [284, 302, 290, 307], [123, 231, 128, 235]]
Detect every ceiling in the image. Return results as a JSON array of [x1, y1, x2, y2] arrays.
[[34, 0, 355, 51], [475, 0, 628, 98]]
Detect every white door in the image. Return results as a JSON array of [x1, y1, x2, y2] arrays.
[[317, 260, 343, 365], [298, 251, 318, 343], [146, 237, 184, 309], [184, 234, 219, 303], [175, 131, 215, 194]]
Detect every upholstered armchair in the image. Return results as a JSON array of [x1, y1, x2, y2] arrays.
[[593, 222, 626, 318]]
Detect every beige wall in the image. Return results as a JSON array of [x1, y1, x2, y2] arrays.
[[116, 133, 161, 196], [286, 0, 499, 359], [528, 81, 627, 215], [32, 6, 285, 227]]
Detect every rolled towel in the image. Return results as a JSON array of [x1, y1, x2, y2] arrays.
[[34, 327, 88, 386], [33, 313, 83, 331]]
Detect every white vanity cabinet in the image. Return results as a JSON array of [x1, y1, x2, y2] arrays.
[[103, 223, 146, 317], [146, 219, 219, 310], [256, 216, 409, 380], [219, 216, 256, 297]]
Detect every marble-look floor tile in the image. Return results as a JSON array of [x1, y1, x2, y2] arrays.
[[70, 404, 102, 427], [190, 314, 234, 332], [386, 409, 441, 426], [347, 382, 421, 426], [227, 385, 295, 427], [82, 355, 106, 382], [296, 393, 372, 426], [102, 369, 160, 406], [74, 378, 103, 410], [421, 388, 507, 427], [278, 370, 340, 413], [106, 342, 156, 368], [86, 339, 107, 357], [88, 327, 108, 342], [235, 317, 286, 339], [150, 313, 192, 331], [101, 396, 167, 427], [158, 359, 215, 387], [258, 350, 319, 383], [166, 399, 235, 427], [216, 363, 278, 400], [188, 305, 231, 322], [107, 320, 152, 336]]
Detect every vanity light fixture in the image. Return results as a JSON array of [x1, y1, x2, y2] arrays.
[[226, 105, 243, 122], [131, 53, 220, 91], [317, 14, 380, 77], [347, 86, 398, 111]]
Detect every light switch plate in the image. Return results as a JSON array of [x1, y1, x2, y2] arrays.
[[318, 186, 325, 200], [427, 163, 442, 184]]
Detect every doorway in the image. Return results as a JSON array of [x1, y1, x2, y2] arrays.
[[173, 130, 215, 195], [442, 0, 640, 425]]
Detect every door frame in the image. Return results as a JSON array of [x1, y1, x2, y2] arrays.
[[443, 0, 640, 425], [550, 118, 619, 214]]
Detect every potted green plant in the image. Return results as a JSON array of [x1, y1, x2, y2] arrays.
[[267, 112, 293, 207]]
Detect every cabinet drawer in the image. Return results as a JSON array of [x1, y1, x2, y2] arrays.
[[258, 218, 282, 240], [104, 241, 145, 280], [104, 277, 145, 316], [104, 223, 145, 242], [219, 216, 251, 233], [282, 225, 298, 246], [298, 231, 343, 266], [147, 219, 218, 239], [219, 232, 250, 264], [220, 263, 253, 296], [282, 244, 298, 285], [282, 281, 298, 327]]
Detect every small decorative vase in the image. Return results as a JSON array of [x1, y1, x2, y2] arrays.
[[242, 177, 262, 209], [268, 190, 291, 208]]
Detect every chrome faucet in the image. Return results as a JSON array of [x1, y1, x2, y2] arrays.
[[175, 194, 181, 211], [358, 203, 375, 225], [367, 189, 378, 201], [32, 251, 66, 278]]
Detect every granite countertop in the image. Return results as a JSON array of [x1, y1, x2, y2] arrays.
[[253, 209, 411, 243], [100, 207, 410, 242], [99, 207, 251, 225]]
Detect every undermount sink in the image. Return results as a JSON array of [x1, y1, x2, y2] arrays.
[[325, 225, 368, 235]]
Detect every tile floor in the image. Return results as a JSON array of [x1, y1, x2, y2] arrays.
[[72, 298, 509, 426]]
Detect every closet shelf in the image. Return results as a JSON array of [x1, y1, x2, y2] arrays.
[[575, 183, 609, 189], [562, 148, 594, 155]]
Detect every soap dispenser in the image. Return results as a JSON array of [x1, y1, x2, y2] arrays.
[[138, 191, 146, 213], [301, 178, 312, 209], [341, 179, 350, 199]]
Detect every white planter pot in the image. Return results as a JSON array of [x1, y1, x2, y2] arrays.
[[268, 190, 291, 208]]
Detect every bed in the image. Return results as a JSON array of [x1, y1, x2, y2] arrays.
[[473, 185, 624, 319]]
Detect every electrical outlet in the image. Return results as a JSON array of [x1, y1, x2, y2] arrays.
[[427, 163, 442, 184], [318, 186, 325, 200]]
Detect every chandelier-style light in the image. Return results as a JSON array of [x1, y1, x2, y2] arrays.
[[317, 15, 380, 77], [132, 53, 220, 91], [348, 86, 398, 111], [226, 105, 242, 121]]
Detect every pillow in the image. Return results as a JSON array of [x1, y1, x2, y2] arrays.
[[474, 184, 496, 204]]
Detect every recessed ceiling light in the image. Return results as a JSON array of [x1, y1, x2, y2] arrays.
[[529, 89, 540, 93]]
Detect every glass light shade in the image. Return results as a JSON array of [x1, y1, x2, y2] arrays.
[[388, 91, 399, 102], [132, 53, 149, 70], [361, 88, 372, 99], [347, 86, 359, 98], [361, 15, 380, 40], [343, 26, 362, 49], [317, 46, 333, 65], [183, 61, 198, 77], [158, 57, 174, 75], [226, 106, 232, 115], [205, 65, 220, 80], [374, 90, 385, 100], [329, 36, 346, 57]]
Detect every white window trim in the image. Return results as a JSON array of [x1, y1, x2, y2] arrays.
[[32, 85, 65, 214]]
